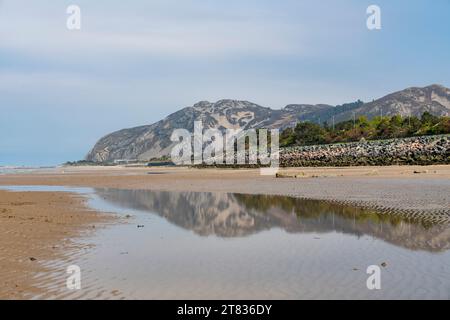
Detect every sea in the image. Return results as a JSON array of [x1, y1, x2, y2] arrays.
[[0, 166, 57, 175]]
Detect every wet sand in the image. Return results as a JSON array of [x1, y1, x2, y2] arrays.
[[1, 165, 449, 216], [0, 190, 113, 299]]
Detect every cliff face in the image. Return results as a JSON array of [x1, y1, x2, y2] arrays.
[[86, 85, 450, 162]]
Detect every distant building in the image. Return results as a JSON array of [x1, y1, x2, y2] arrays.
[[113, 159, 139, 165]]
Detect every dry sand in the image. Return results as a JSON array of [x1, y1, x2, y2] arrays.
[[0, 190, 113, 299]]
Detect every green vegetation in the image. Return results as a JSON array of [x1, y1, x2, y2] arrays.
[[280, 112, 450, 147], [309, 100, 365, 123], [64, 160, 105, 166], [148, 155, 171, 162]]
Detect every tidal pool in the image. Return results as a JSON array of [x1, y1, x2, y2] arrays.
[[2, 186, 450, 299]]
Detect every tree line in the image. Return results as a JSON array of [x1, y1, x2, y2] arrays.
[[280, 112, 450, 147]]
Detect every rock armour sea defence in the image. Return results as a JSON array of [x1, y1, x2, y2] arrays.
[[281, 135, 450, 167]]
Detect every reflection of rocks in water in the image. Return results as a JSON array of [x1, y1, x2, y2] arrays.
[[94, 189, 450, 252]]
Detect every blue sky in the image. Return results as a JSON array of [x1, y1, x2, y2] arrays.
[[1, 0, 449, 166]]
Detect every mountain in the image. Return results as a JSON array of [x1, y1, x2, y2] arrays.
[[86, 84, 450, 162], [87, 99, 333, 162], [334, 84, 450, 122]]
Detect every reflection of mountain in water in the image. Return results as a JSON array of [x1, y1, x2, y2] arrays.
[[95, 189, 450, 252]]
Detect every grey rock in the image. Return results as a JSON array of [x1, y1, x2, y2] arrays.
[[281, 135, 450, 167]]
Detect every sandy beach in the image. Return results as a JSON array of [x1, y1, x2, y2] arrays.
[[0, 189, 113, 299], [1, 165, 450, 299], [1, 164, 449, 214]]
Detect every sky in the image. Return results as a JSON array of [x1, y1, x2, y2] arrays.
[[1, 0, 449, 166]]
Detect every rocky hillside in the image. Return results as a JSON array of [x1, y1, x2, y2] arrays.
[[87, 99, 332, 162], [335, 84, 450, 122], [86, 84, 450, 162]]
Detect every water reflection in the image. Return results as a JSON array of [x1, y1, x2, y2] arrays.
[[95, 189, 450, 252]]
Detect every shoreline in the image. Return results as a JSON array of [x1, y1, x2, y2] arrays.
[[0, 189, 113, 299]]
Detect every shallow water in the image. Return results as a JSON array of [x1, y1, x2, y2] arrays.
[[1, 185, 450, 299]]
